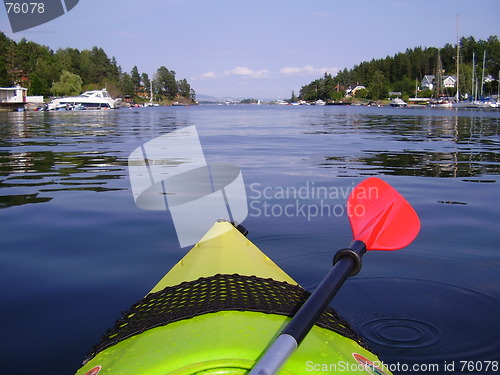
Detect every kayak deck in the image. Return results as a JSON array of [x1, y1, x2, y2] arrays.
[[149, 220, 296, 291], [77, 221, 391, 375]]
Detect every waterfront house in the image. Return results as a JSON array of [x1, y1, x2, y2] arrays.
[[345, 85, 367, 97], [443, 76, 457, 88], [0, 85, 28, 111], [421, 75, 457, 91], [421, 75, 435, 91], [0, 85, 27, 103]]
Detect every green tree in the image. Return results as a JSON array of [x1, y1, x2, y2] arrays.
[[299, 80, 319, 101], [131, 66, 141, 93], [320, 72, 336, 100], [354, 88, 368, 99], [177, 78, 192, 99], [28, 72, 48, 95], [51, 70, 82, 96], [155, 66, 178, 99], [141, 73, 150, 91], [89, 46, 110, 83], [55, 48, 80, 76], [368, 70, 388, 100], [0, 60, 12, 86], [119, 72, 134, 96], [393, 77, 416, 96], [32, 57, 57, 95], [331, 90, 343, 101]]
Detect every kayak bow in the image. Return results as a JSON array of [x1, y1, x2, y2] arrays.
[[76, 220, 391, 375]]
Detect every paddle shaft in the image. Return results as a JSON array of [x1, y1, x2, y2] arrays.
[[249, 240, 366, 375]]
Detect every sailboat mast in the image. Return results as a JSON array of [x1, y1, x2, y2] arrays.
[[456, 15, 460, 102], [480, 51, 486, 98], [472, 52, 475, 100], [436, 50, 443, 97]]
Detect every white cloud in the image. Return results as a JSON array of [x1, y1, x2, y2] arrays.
[[199, 66, 271, 80], [280, 65, 338, 76], [225, 66, 270, 78], [201, 71, 217, 78], [227, 66, 253, 76]]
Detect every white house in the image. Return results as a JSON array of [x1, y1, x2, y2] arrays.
[[0, 85, 27, 103], [421, 75, 435, 91], [421, 75, 457, 91], [345, 85, 367, 97], [443, 76, 457, 88], [484, 75, 495, 84]]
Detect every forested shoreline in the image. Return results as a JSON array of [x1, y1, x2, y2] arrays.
[[299, 36, 500, 102], [0, 32, 195, 102]]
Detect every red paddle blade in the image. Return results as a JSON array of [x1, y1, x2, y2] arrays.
[[347, 177, 420, 251]]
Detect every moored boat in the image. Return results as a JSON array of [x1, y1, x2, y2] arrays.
[[47, 89, 117, 110], [390, 98, 408, 107], [428, 97, 453, 108]]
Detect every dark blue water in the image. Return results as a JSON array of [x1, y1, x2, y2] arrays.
[[1, 105, 499, 374]]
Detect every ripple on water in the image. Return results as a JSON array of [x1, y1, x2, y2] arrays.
[[338, 278, 500, 362]]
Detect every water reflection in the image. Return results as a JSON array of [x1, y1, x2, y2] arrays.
[[0, 112, 126, 209], [0, 109, 189, 209], [1, 108, 499, 210], [323, 150, 500, 177], [0, 193, 52, 208], [0, 150, 125, 208], [314, 112, 500, 178]]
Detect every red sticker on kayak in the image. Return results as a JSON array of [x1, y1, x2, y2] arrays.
[[352, 353, 389, 375], [83, 366, 101, 375]]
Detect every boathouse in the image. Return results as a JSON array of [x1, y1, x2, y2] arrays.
[[0, 85, 28, 111]]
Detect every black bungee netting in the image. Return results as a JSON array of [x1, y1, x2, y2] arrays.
[[84, 273, 368, 362]]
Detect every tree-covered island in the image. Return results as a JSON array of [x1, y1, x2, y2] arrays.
[[0, 32, 196, 104], [298, 36, 499, 103]]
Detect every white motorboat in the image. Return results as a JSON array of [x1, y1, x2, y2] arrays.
[[47, 89, 117, 110], [390, 98, 408, 107]]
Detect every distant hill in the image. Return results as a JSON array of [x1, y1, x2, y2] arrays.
[[196, 94, 223, 102], [197, 94, 275, 104]]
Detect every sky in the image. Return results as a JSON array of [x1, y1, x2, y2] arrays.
[[1, 0, 499, 99]]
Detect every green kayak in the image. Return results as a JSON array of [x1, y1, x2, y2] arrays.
[[76, 220, 391, 375]]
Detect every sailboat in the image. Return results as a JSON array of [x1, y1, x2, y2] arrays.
[[143, 82, 159, 107], [428, 95, 452, 108], [429, 51, 452, 108], [451, 17, 477, 108], [474, 51, 498, 108], [497, 69, 500, 107], [456, 51, 498, 109]]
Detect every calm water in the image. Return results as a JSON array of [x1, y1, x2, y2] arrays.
[[1, 105, 499, 374]]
